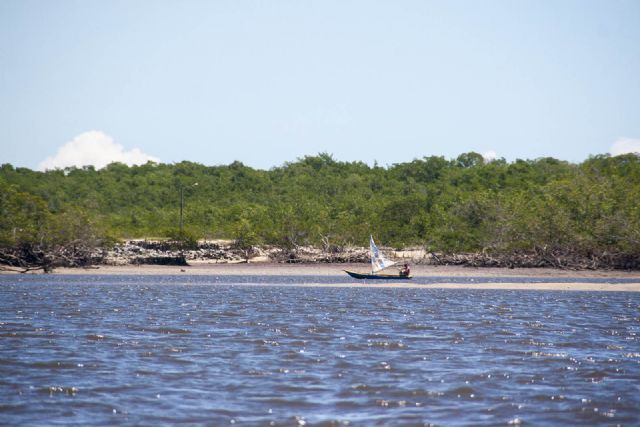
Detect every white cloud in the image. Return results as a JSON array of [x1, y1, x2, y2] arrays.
[[482, 150, 497, 162], [610, 138, 640, 156], [39, 131, 159, 170]]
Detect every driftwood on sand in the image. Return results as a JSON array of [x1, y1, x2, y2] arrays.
[[1, 239, 638, 273], [428, 248, 640, 270], [0, 241, 103, 273]]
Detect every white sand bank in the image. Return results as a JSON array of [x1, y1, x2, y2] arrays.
[[0, 262, 626, 291]]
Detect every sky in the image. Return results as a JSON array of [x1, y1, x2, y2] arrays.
[[1, 0, 639, 171]]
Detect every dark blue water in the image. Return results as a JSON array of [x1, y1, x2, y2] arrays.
[[1, 275, 639, 426]]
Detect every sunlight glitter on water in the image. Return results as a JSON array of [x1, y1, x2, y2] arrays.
[[0, 275, 639, 425]]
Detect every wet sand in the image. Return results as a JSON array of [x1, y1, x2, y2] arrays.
[[8, 262, 632, 292]]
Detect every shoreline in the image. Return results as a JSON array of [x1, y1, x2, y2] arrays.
[[55, 262, 640, 278], [2, 262, 639, 291]]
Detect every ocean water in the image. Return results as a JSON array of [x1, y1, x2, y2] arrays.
[[1, 275, 639, 426]]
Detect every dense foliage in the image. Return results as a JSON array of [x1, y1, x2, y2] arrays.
[[1, 152, 639, 264]]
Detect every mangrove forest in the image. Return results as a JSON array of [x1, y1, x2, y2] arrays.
[[1, 152, 639, 270]]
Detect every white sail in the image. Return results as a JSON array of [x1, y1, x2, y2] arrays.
[[370, 235, 396, 273]]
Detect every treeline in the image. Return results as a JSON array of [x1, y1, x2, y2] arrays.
[[1, 152, 639, 269]]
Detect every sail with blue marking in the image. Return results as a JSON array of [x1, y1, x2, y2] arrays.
[[370, 235, 396, 273]]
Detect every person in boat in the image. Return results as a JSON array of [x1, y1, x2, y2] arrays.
[[399, 263, 410, 277]]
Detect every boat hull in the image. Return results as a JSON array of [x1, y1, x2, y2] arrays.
[[344, 270, 412, 280]]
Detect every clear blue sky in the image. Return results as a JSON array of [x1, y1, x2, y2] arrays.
[[1, 0, 639, 170]]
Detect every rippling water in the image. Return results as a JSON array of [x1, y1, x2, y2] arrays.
[[1, 275, 639, 425]]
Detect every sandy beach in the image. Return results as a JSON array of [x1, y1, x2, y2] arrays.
[[2, 262, 636, 292]]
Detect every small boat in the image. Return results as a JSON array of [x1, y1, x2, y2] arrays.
[[344, 236, 412, 280], [344, 270, 411, 280]]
